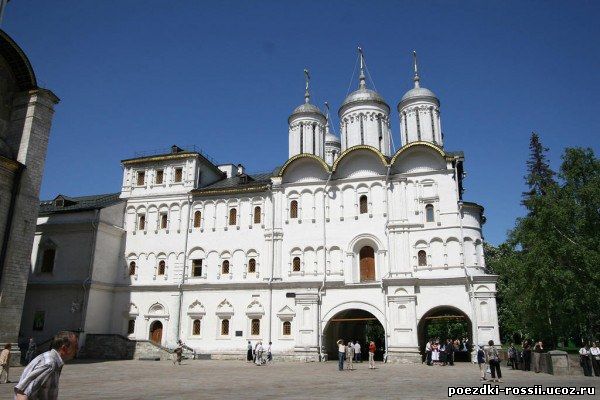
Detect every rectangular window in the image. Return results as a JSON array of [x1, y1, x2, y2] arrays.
[[136, 171, 145, 186], [41, 249, 56, 273], [192, 259, 203, 277], [127, 319, 135, 334], [160, 213, 168, 229], [251, 319, 260, 335], [174, 168, 183, 182], [155, 170, 164, 184], [221, 319, 230, 335], [138, 215, 146, 231], [33, 311, 45, 331]]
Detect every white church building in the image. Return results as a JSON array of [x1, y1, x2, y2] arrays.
[[23, 52, 500, 362]]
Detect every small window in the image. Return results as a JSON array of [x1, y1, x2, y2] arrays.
[[192, 259, 203, 277], [138, 214, 146, 231], [248, 258, 256, 273], [193, 211, 201, 228], [155, 170, 164, 184], [221, 319, 230, 335], [425, 204, 434, 222], [32, 311, 45, 331], [158, 260, 166, 275], [292, 256, 301, 272], [41, 249, 56, 273], [127, 319, 135, 334], [359, 195, 368, 214], [254, 206, 261, 224], [192, 319, 201, 336], [251, 319, 260, 335], [128, 261, 136, 276], [160, 213, 168, 229], [229, 208, 237, 225], [283, 321, 291, 336], [290, 200, 298, 219], [174, 168, 183, 182], [418, 250, 427, 267], [222, 260, 230, 274], [136, 171, 145, 186]]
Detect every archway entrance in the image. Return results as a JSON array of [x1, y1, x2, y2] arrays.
[[149, 320, 163, 344], [323, 309, 385, 361], [417, 306, 472, 362], [359, 246, 375, 282]]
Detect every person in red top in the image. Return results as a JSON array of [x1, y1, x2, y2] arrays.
[[368, 341, 376, 369]]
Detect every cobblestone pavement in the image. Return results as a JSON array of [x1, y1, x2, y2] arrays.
[[1, 360, 599, 399]]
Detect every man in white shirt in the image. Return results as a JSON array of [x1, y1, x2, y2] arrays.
[[354, 341, 361, 363], [14, 331, 78, 400], [589, 342, 600, 377], [579, 344, 592, 376], [254, 342, 263, 365]]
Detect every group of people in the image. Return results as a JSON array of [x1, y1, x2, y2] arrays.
[[577, 342, 600, 377], [0, 331, 78, 399], [506, 340, 545, 373], [247, 341, 272, 365], [477, 340, 503, 382], [424, 337, 469, 366], [336, 339, 376, 371]]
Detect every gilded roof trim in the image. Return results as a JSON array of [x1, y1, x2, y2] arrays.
[[191, 184, 270, 197], [389, 141, 448, 165], [331, 145, 388, 171], [277, 153, 331, 177]]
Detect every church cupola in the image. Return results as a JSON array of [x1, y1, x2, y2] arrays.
[[338, 48, 392, 156], [288, 69, 326, 159], [323, 102, 341, 165], [398, 51, 442, 147]]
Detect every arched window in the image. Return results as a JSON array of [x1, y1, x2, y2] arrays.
[[292, 257, 301, 272], [254, 206, 261, 224], [160, 213, 168, 229], [41, 248, 56, 273], [193, 211, 201, 228], [282, 321, 291, 336], [222, 260, 230, 274], [359, 195, 368, 214], [138, 214, 146, 230], [128, 261, 136, 276], [290, 200, 298, 219], [192, 319, 201, 335], [248, 258, 256, 273], [425, 204, 434, 222], [359, 246, 375, 282], [229, 208, 237, 225], [158, 260, 166, 275], [251, 319, 260, 335], [192, 259, 203, 277], [418, 250, 427, 266], [221, 319, 229, 335], [127, 319, 135, 334]]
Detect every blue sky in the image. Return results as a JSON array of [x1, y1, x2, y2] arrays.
[[3, 0, 599, 245]]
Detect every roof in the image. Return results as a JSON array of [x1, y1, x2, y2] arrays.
[[0, 29, 37, 91], [121, 146, 223, 177], [39, 193, 123, 215], [191, 172, 273, 196], [339, 87, 390, 115], [398, 86, 439, 108]]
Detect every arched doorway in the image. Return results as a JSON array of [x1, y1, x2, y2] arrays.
[[149, 320, 163, 344], [359, 246, 375, 282], [417, 306, 472, 362], [323, 309, 385, 361]]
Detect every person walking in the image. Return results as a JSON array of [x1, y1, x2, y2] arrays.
[[345, 340, 355, 370], [337, 340, 345, 371], [173, 341, 184, 365], [255, 342, 263, 365], [579, 344, 593, 377], [425, 339, 432, 365], [24, 339, 36, 366], [354, 341, 361, 363], [14, 331, 78, 400], [522, 340, 532, 371], [590, 342, 600, 377], [0, 343, 11, 384], [477, 345, 486, 381], [532, 340, 543, 373], [368, 341, 376, 369], [247, 341, 253, 362], [485, 340, 503, 383], [266, 342, 272, 364]]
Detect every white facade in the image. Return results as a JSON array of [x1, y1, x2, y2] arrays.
[[26, 57, 500, 362]]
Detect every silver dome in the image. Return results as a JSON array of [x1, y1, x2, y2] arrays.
[[291, 102, 323, 116], [339, 87, 390, 115], [325, 132, 341, 144], [399, 86, 439, 106]]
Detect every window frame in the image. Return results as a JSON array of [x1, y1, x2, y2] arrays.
[[359, 194, 368, 214], [193, 210, 202, 228], [251, 318, 260, 336], [160, 213, 168, 230], [127, 318, 136, 335], [155, 169, 164, 185], [221, 260, 230, 275], [128, 261, 136, 276], [292, 256, 301, 272], [282, 320, 292, 336], [248, 258, 256, 273], [192, 259, 203, 277], [138, 214, 146, 231], [425, 204, 435, 223], [220, 318, 230, 336], [418, 250, 427, 267], [192, 319, 201, 336], [228, 208, 237, 226], [290, 200, 298, 219], [174, 167, 183, 183], [136, 170, 145, 186], [40, 248, 56, 274], [157, 260, 166, 276], [253, 206, 261, 224]]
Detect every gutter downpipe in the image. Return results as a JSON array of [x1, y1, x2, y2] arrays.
[[318, 171, 333, 361], [268, 183, 275, 343], [80, 208, 100, 344], [176, 193, 193, 344], [454, 159, 479, 358], [382, 164, 392, 362]]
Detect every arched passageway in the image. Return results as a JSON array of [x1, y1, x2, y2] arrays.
[[417, 306, 472, 362], [149, 320, 163, 344], [323, 309, 385, 361]]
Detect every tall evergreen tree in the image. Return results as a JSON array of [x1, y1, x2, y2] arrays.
[[522, 132, 556, 210]]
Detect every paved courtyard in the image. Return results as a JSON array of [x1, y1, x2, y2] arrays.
[[1, 359, 599, 399]]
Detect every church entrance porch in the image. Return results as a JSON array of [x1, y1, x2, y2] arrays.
[[417, 306, 472, 362], [323, 309, 385, 361]]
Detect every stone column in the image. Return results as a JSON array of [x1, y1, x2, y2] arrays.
[[294, 292, 319, 361], [386, 291, 420, 363]]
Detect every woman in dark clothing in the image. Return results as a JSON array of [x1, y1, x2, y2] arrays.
[[522, 340, 532, 371]]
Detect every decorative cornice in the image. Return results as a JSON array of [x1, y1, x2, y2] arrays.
[[389, 141, 447, 165], [277, 153, 331, 177], [331, 145, 389, 171], [121, 152, 199, 166], [191, 184, 270, 197]]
